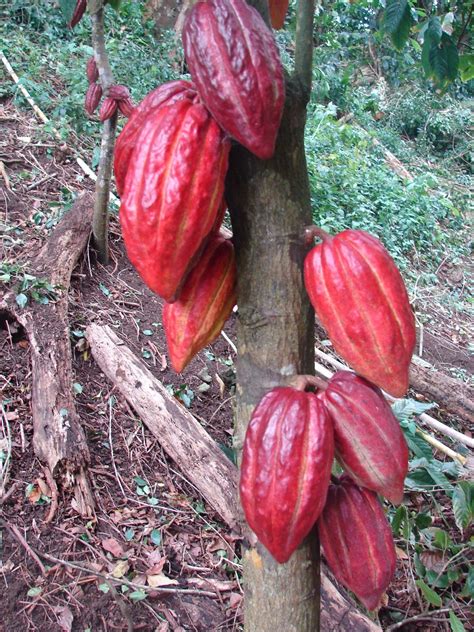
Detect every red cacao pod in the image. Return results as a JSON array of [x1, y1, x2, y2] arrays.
[[163, 236, 236, 372], [240, 387, 334, 563], [269, 0, 289, 29], [84, 82, 103, 116], [114, 80, 197, 196], [322, 371, 408, 504], [86, 57, 99, 83], [318, 477, 397, 610], [118, 97, 135, 118], [69, 0, 86, 28], [304, 229, 416, 397], [108, 84, 131, 100], [99, 97, 118, 122], [183, 0, 285, 159], [120, 99, 230, 302]]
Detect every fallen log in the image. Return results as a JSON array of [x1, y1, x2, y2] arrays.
[[86, 323, 381, 631], [1, 193, 95, 519]]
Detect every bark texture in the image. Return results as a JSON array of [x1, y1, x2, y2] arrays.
[[86, 323, 241, 529], [86, 323, 381, 631], [226, 78, 319, 630], [0, 193, 95, 518]]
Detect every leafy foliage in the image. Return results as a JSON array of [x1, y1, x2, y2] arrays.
[[383, 0, 415, 51]]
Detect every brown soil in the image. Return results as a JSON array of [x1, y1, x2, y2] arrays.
[[1, 101, 472, 632]]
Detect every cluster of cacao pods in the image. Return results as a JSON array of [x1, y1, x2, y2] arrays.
[[240, 370, 409, 609], [84, 58, 134, 120], [115, 0, 285, 370]]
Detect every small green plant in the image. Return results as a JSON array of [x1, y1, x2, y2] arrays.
[[0, 263, 61, 308]]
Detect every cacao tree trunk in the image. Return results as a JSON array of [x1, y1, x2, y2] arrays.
[[227, 80, 319, 630]]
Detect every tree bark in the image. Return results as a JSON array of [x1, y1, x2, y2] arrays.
[[226, 78, 320, 630], [85, 323, 381, 631], [0, 193, 95, 518]]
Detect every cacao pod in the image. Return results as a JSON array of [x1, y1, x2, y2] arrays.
[[84, 82, 103, 116], [99, 96, 118, 122], [119, 99, 230, 302], [163, 236, 236, 372], [183, 0, 285, 159], [269, 0, 289, 29], [86, 57, 99, 83], [304, 229, 416, 397], [108, 84, 131, 100], [240, 387, 334, 563], [114, 80, 197, 196], [322, 371, 408, 504], [69, 0, 86, 28], [118, 97, 135, 118], [318, 476, 397, 610]]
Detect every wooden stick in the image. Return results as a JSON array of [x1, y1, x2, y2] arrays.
[[314, 348, 474, 450]]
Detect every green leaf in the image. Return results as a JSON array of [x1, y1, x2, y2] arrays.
[[404, 431, 433, 460], [107, 0, 122, 10], [59, 0, 77, 24], [129, 590, 147, 602], [392, 398, 436, 423], [415, 579, 442, 607], [449, 611, 466, 632], [73, 382, 83, 395], [98, 583, 110, 593], [99, 283, 110, 297], [415, 513, 432, 530], [142, 329, 153, 336], [27, 586, 42, 597], [150, 529, 161, 546], [16, 293, 28, 308], [433, 528, 451, 550], [124, 528, 135, 542], [133, 476, 148, 487], [383, 0, 415, 50], [459, 54, 474, 82], [452, 481, 474, 532]]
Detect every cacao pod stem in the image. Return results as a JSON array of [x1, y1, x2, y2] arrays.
[[287, 374, 327, 392], [304, 225, 333, 245]]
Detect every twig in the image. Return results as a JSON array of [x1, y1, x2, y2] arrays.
[[0, 404, 12, 498], [107, 396, 128, 500], [0, 160, 11, 190], [1, 520, 47, 575], [221, 330, 237, 355], [26, 172, 58, 191], [43, 467, 59, 524], [293, 0, 316, 96], [385, 608, 451, 631], [89, 0, 118, 264], [314, 347, 474, 450]]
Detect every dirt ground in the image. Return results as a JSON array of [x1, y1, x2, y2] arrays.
[[0, 101, 472, 631]]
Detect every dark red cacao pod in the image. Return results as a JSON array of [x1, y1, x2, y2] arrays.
[[318, 477, 397, 610], [69, 0, 86, 28], [240, 387, 334, 563], [183, 0, 285, 159], [108, 84, 131, 100], [322, 371, 408, 504], [84, 83, 103, 116], [118, 97, 135, 118], [119, 99, 230, 302], [304, 229, 416, 397], [163, 237, 236, 372], [114, 80, 197, 196], [86, 57, 99, 83], [99, 97, 118, 122], [269, 0, 289, 29]]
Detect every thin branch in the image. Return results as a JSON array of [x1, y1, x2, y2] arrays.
[[294, 0, 316, 96], [88, 0, 117, 264]]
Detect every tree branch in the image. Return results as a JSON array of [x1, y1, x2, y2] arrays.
[[88, 0, 117, 264], [294, 0, 316, 97]]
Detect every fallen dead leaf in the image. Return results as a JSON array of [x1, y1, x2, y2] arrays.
[[102, 537, 126, 558], [395, 546, 409, 560], [111, 559, 129, 578], [54, 605, 74, 632], [147, 573, 179, 588]]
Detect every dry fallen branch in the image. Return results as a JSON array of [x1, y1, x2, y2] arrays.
[[86, 323, 381, 631]]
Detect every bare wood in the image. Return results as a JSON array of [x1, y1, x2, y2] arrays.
[[85, 323, 381, 631], [85, 323, 241, 529], [409, 361, 474, 425], [1, 193, 95, 518]]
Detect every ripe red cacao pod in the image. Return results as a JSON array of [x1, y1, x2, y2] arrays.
[[269, 0, 289, 29], [304, 229, 416, 397], [118, 97, 135, 118], [84, 83, 103, 116], [183, 0, 285, 159], [114, 80, 197, 196], [240, 387, 334, 563], [108, 84, 131, 100], [99, 97, 118, 122], [69, 0, 86, 28], [318, 476, 397, 610], [120, 99, 230, 302], [322, 371, 408, 504], [163, 236, 236, 372], [86, 57, 99, 83]]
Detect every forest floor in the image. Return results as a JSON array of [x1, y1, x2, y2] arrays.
[[0, 100, 473, 632]]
